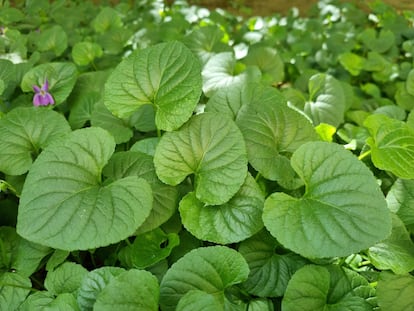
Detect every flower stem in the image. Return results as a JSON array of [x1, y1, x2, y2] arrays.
[[358, 150, 371, 161]]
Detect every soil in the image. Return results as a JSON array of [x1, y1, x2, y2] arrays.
[[186, 0, 414, 16]]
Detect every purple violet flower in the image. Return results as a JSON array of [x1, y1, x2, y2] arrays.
[[33, 79, 54, 106]]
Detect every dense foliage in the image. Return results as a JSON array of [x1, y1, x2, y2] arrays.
[[1, 0, 414, 309]]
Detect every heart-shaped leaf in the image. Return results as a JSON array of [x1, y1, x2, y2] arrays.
[[17, 127, 153, 251], [237, 91, 318, 188], [103, 151, 178, 233], [154, 112, 247, 205], [159, 246, 249, 311], [179, 173, 264, 244], [21, 62, 78, 105], [202, 52, 261, 97], [282, 265, 375, 311], [104, 41, 202, 131], [44, 262, 88, 295], [242, 44, 284, 84], [238, 230, 308, 297], [183, 25, 232, 65], [358, 28, 395, 53], [77, 267, 125, 311], [94, 269, 159, 311], [37, 25, 68, 56], [263, 141, 392, 258], [0, 107, 71, 175], [365, 114, 414, 179], [72, 42, 103, 66], [304, 73, 347, 127]]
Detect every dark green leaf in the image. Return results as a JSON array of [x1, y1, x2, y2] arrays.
[[104, 41, 202, 131], [0, 107, 71, 175], [159, 246, 249, 311], [154, 112, 247, 205], [17, 127, 153, 250], [179, 173, 264, 244], [263, 141, 391, 258]]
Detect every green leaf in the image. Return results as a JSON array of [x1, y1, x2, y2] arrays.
[[176, 290, 222, 311], [19, 291, 80, 311], [315, 123, 336, 142], [103, 151, 178, 233], [338, 52, 365, 76], [377, 272, 414, 311], [0, 226, 51, 277], [0, 8, 24, 24], [263, 141, 391, 258], [44, 262, 88, 295], [247, 298, 274, 311], [68, 71, 110, 129], [92, 7, 123, 33], [282, 265, 375, 311], [387, 179, 414, 233], [0, 107, 71, 175], [0, 59, 17, 100], [183, 25, 232, 64], [130, 137, 160, 156], [77, 266, 125, 311], [129, 104, 156, 132], [358, 28, 395, 53], [46, 249, 69, 272], [154, 112, 247, 205], [94, 269, 159, 311], [0, 272, 31, 310], [305, 73, 347, 127], [97, 28, 133, 55], [67, 71, 110, 129], [239, 230, 308, 297], [104, 41, 202, 131], [37, 25, 68, 56], [365, 114, 414, 178], [242, 44, 284, 84], [202, 52, 261, 97], [368, 214, 414, 274], [17, 127, 153, 251], [91, 100, 133, 144], [206, 82, 279, 121], [406, 68, 414, 96], [179, 173, 264, 244], [159, 246, 249, 311], [395, 82, 414, 111], [118, 228, 179, 269], [237, 91, 318, 188], [21, 62, 78, 105], [72, 42, 103, 66], [373, 105, 406, 121]]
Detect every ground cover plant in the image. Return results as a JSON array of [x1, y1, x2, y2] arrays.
[[1, 0, 414, 309]]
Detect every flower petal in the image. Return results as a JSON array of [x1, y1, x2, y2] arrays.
[[45, 93, 55, 105], [42, 79, 49, 91], [33, 85, 41, 93], [33, 94, 42, 106]]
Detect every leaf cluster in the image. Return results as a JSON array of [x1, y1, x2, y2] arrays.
[[1, 0, 414, 310]]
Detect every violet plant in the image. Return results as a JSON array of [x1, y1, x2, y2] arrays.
[[0, 0, 414, 310], [32, 79, 54, 106]]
